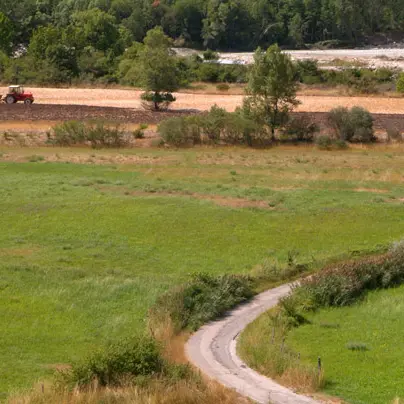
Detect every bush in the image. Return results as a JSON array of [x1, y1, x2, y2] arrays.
[[315, 135, 348, 150], [397, 73, 404, 93], [216, 83, 230, 91], [62, 337, 163, 387], [51, 120, 87, 146], [86, 121, 128, 148], [141, 92, 176, 111], [149, 273, 254, 333], [203, 49, 219, 61], [158, 116, 201, 147], [51, 120, 128, 148], [295, 59, 322, 84], [328, 106, 375, 143], [386, 126, 403, 143], [133, 123, 148, 139], [158, 106, 263, 147], [280, 242, 404, 324], [281, 115, 319, 142]]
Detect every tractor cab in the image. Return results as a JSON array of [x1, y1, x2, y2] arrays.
[[4, 85, 34, 104]]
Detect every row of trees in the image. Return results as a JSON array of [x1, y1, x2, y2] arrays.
[[1, 0, 403, 55]]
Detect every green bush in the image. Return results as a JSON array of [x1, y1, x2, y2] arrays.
[[86, 121, 128, 148], [397, 73, 404, 93], [202, 49, 219, 61], [51, 120, 128, 148], [282, 115, 319, 142], [51, 120, 87, 146], [315, 135, 348, 150], [140, 92, 176, 111], [133, 123, 148, 139], [158, 116, 201, 147], [280, 241, 404, 324], [149, 273, 254, 332], [158, 106, 262, 147], [62, 337, 163, 387], [328, 106, 375, 143], [216, 83, 230, 91]]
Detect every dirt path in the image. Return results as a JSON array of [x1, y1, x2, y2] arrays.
[[2, 87, 404, 114], [186, 284, 321, 404]]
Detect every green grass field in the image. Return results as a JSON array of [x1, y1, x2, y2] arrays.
[[288, 286, 404, 404], [0, 145, 403, 400]]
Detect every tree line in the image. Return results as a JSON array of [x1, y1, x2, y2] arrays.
[[1, 0, 403, 55]]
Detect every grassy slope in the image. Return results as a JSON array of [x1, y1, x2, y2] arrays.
[[288, 286, 404, 404], [0, 146, 403, 398]]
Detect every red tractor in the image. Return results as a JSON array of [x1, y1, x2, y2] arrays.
[[1, 85, 35, 104]]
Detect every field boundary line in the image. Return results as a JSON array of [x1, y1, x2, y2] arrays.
[[186, 283, 321, 404]]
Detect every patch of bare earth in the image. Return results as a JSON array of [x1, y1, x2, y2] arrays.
[[101, 188, 272, 209]]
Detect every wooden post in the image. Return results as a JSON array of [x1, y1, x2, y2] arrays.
[[318, 357, 322, 373], [280, 337, 285, 353]]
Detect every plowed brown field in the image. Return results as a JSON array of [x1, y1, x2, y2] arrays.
[[1, 87, 404, 114]]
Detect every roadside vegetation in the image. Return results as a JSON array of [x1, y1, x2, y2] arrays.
[[239, 241, 404, 403], [0, 145, 403, 401]]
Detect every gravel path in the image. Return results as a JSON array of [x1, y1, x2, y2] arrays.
[[186, 284, 321, 404]]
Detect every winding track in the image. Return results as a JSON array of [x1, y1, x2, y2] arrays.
[[186, 284, 321, 404]]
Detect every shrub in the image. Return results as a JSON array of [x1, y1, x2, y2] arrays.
[[216, 83, 230, 91], [282, 115, 319, 142], [280, 243, 404, 324], [62, 337, 163, 387], [52, 120, 87, 146], [386, 126, 403, 143], [203, 49, 219, 61], [86, 121, 128, 148], [133, 123, 148, 139], [158, 107, 263, 147], [149, 273, 254, 333], [158, 116, 201, 147], [328, 106, 375, 143], [141, 92, 176, 111], [396, 73, 404, 93], [295, 59, 322, 84], [51, 120, 128, 148], [315, 135, 333, 150]]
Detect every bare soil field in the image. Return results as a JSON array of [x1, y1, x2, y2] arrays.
[[0, 105, 403, 139], [1, 87, 404, 114]]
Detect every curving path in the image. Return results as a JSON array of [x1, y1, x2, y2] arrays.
[[186, 284, 321, 404]]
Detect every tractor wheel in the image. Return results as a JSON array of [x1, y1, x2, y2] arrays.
[[5, 95, 15, 104], [24, 98, 33, 105]]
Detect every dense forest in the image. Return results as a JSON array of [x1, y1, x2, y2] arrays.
[[0, 0, 403, 85]]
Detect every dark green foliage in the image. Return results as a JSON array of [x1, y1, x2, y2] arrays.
[[140, 92, 176, 111], [158, 116, 201, 147], [133, 123, 148, 139], [280, 243, 404, 324], [149, 273, 254, 332], [397, 73, 404, 93], [62, 337, 163, 387], [328, 106, 375, 143], [282, 115, 319, 142], [158, 106, 264, 147], [50, 120, 128, 148], [244, 45, 299, 139]]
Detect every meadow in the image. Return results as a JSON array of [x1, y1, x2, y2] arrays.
[[0, 145, 403, 400], [287, 285, 404, 404]]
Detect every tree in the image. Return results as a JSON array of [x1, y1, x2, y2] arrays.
[[72, 8, 121, 53], [138, 27, 180, 110], [0, 12, 14, 54], [242, 45, 299, 139]]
